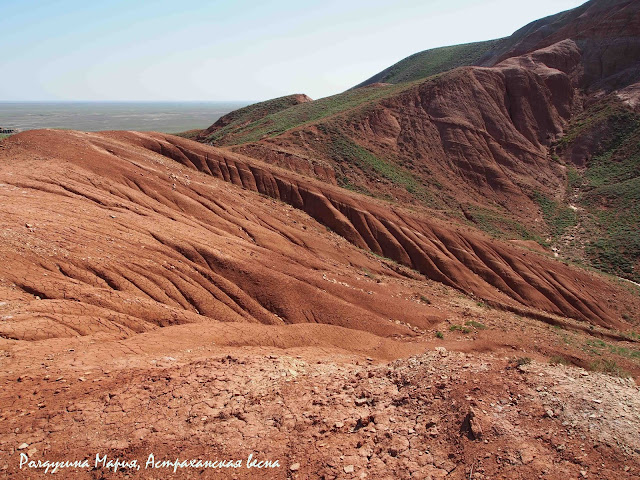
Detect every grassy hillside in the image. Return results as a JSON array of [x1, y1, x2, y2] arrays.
[[353, 39, 502, 88], [555, 98, 640, 282], [201, 39, 503, 146], [200, 94, 311, 143], [173, 129, 202, 139], [203, 81, 420, 146]]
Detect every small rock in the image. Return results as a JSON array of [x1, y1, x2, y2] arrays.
[[519, 447, 536, 465], [469, 417, 483, 440], [344, 464, 355, 473], [545, 409, 554, 418], [464, 408, 484, 440], [17, 443, 29, 450], [436, 460, 457, 473], [290, 463, 300, 471], [355, 397, 367, 406]]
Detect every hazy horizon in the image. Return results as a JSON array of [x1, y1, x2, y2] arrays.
[[1, 0, 586, 103], [0, 101, 250, 133], [0, 100, 256, 104]]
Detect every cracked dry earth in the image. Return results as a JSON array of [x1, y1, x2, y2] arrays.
[[1, 346, 639, 479]]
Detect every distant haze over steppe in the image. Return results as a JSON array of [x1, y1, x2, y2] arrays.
[[0, 101, 250, 133]]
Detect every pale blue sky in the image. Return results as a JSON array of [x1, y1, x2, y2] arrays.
[[0, 0, 586, 101]]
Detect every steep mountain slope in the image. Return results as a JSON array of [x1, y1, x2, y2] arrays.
[[199, 0, 640, 282], [357, 0, 640, 91], [552, 95, 640, 281], [480, 0, 640, 91], [201, 45, 577, 230]]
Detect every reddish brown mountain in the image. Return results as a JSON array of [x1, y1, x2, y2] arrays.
[[2, 1, 640, 477], [199, 0, 640, 283]]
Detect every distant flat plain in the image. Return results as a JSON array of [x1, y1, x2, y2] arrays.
[[0, 101, 250, 133]]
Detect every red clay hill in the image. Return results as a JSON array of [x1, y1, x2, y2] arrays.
[[1, 0, 640, 478], [2, 126, 640, 479], [0, 129, 635, 342], [197, 0, 640, 283]]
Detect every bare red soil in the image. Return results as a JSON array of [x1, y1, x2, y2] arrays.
[[1, 1, 639, 477], [1, 130, 635, 340], [0, 129, 639, 478]]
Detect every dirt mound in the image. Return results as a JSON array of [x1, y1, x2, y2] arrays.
[[1, 130, 450, 342]]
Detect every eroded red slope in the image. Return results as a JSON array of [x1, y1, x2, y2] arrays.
[[2, 130, 454, 342], [209, 0, 640, 237], [223, 43, 581, 227], [1, 129, 634, 343], [481, 0, 640, 90], [134, 132, 637, 327]]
